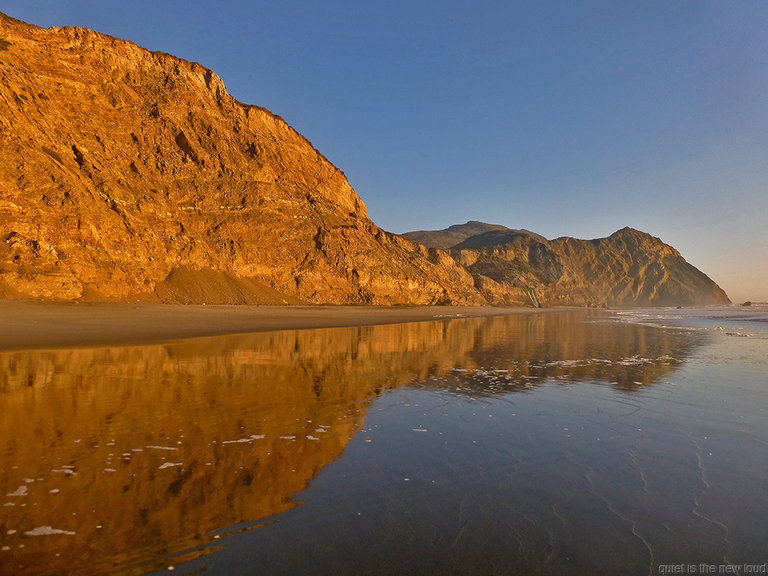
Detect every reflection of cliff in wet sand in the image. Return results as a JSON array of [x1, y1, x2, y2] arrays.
[[0, 313, 702, 575], [447, 312, 703, 393], [1, 326, 426, 575]]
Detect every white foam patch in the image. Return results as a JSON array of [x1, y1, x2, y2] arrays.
[[146, 445, 179, 451], [221, 434, 266, 444], [24, 526, 76, 536], [158, 462, 182, 470], [6, 486, 27, 497]]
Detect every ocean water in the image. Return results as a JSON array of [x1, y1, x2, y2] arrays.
[[1, 307, 766, 575]]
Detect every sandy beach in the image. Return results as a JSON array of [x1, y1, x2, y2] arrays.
[[0, 301, 540, 350]]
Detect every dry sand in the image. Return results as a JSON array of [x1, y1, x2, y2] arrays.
[[0, 301, 543, 350]]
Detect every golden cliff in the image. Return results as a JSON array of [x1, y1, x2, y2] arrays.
[[0, 14, 729, 307], [0, 13, 480, 305]]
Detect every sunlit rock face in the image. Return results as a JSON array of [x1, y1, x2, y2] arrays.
[[404, 222, 730, 307], [0, 312, 700, 575], [0, 13, 481, 305], [0, 13, 729, 307]]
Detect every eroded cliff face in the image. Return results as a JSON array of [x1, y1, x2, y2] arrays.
[[405, 223, 730, 307], [0, 14, 481, 305], [0, 14, 730, 308]]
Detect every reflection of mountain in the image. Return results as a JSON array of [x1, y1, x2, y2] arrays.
[[0, 312, 702, 574], [442, 312, 705, 393]]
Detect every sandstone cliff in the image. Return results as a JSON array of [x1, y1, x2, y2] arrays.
[[0, 13, 730, 308], [0, 13, 481, 305], [403, 222, 730, 307]]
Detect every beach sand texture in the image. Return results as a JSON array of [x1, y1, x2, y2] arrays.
[[0, 301, 537, 350]]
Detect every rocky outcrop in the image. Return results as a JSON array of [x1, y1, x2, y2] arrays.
[[404, 223, 730, 307], [0, 14, 729, 308], [0, 13, 481, 305]]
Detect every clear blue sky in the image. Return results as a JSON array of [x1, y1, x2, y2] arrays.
[[5, 1, 767, 302]]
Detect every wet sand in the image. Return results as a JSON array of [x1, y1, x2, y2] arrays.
[[0, 301, 540, 350]]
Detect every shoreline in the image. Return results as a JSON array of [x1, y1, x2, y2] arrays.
[[0, 301, 554, 351]]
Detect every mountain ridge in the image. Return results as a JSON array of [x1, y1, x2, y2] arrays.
[[403, 221, 729, 307], [0, 14, 729, 307]]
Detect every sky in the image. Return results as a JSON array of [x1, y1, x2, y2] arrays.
[[4, 1, 767, 302]]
